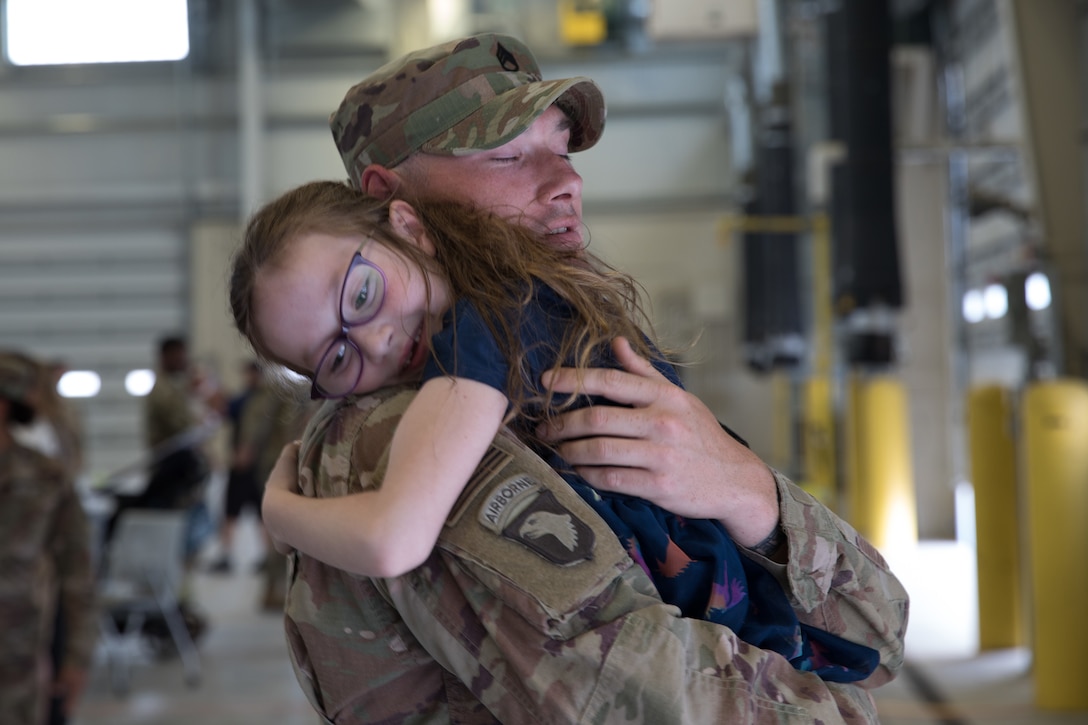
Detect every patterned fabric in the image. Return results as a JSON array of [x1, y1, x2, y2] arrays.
[[426, 287, 878, 682], [0, 443, 96, 725], [283, 387, 907, 723], [330, 33, 606, 180]]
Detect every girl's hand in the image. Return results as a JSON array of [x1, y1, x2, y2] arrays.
[[266, 440, 302, 494], [263, 440, 302, 555]]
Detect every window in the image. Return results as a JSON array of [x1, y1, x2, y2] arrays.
[[4, 0, 189, 66]]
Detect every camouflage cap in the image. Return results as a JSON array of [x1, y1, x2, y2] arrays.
[[0, 351, 35, 405], [330, 33, 606, 185]]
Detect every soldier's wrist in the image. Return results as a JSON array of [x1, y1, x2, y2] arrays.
[[748, 525, 786, 559]]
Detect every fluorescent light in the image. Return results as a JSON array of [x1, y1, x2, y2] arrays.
[[6, 0, 189, 66], [57, 370, 101, 398], [1025, 272, 1051, 311], [125, 369, 156, 397], [983, 283, 1008, 320], [962, 289, 985, 324]]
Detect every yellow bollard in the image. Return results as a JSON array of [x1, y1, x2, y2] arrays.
[[844, 374, 918, 554], [1021, 379, 1088, 710], [558, 0, 607, 46], [967, 385, 1024, 650], [770, 371, 794, 475], [801, 375, 837, 509]]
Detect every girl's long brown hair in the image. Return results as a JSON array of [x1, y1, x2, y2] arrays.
[[230, 180, 665, 433]]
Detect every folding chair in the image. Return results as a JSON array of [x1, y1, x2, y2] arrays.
[[97, 508, 202, 695]]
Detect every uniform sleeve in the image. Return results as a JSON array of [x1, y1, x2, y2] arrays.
[[51, 478, 97, 670], [371, 427, 888, 724], [754, 471, 910, 688]]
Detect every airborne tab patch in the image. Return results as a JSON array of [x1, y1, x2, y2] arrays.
[[478, 475, 594, 566], [478, 474, 540, 531]]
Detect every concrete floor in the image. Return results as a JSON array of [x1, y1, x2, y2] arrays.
[[72, 514, 1088, 725]]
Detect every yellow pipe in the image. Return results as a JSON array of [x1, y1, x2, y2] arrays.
[[1021, 380, 1088, 710], [801, 375, 837, 509], [967, 385, 1024, 650], [844, 374, 917, 554], [771, 371, 793, 474], [558, 0, 607, 46], [843, 375, 861, 526], [810, 214, 832, 378]]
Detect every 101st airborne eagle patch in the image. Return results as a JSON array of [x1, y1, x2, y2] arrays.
[[477, 474, 595, 566]]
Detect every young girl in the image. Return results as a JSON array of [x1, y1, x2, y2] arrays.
[[230, 180, 877, 682]]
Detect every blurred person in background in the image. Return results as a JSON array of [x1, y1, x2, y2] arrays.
[[209, 360, 264, 575], [140, 336, 221, 570], [209, 360, 310, 610], [101, 335, 224, 644], [234, 368, 312, 610], [9, 355, 88, 725], [0, 351, 96, 725]]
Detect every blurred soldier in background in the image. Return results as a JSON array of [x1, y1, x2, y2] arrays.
[[209, 360, 264, 574], [140, 336, 223, 572], [12, 358, 86, 485], [0, 351, 96, 725], [9, 355, 88, 725], [235, 369, 311, 610], [142, 337, 214, 517]]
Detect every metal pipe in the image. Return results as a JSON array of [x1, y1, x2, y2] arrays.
[[238, 0, 264, 221]]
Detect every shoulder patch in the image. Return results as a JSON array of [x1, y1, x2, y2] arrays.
[[477, 473, 540, 531], [478, 476, 595, 566]]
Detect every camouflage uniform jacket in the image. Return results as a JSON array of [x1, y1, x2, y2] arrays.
[[0, 443, 96, 722], [238, 383, 307, 485], [145, 371, 198, 449], [285, 386, 908, 724]]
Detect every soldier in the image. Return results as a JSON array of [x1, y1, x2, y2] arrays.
[[210, 360, 264, 575], [0, 352, 96, 724], [236, 181, 880, 682], [260, 33, 909, 722], [142, 336, 212, 519]]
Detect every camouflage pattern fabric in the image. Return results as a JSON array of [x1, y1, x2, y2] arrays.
[[0, 444, 96, 725], [238, 382, 308, 486], [0, 352, 35, 402], [144, 371, 198, 449], [283, 385, 908, 724], [330, 33, 606, 183]]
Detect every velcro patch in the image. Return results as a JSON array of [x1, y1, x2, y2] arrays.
[[479, 476, 595, 566], [477, 474, 541, 531]]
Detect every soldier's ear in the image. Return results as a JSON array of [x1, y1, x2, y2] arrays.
[[389, 200, 435, 256], [359, 164, 400, 200]]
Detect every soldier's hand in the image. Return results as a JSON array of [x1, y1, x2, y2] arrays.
[[537, 337, 778, 548]]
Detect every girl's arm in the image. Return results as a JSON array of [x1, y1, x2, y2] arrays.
[[262, 376, 507, 577]]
